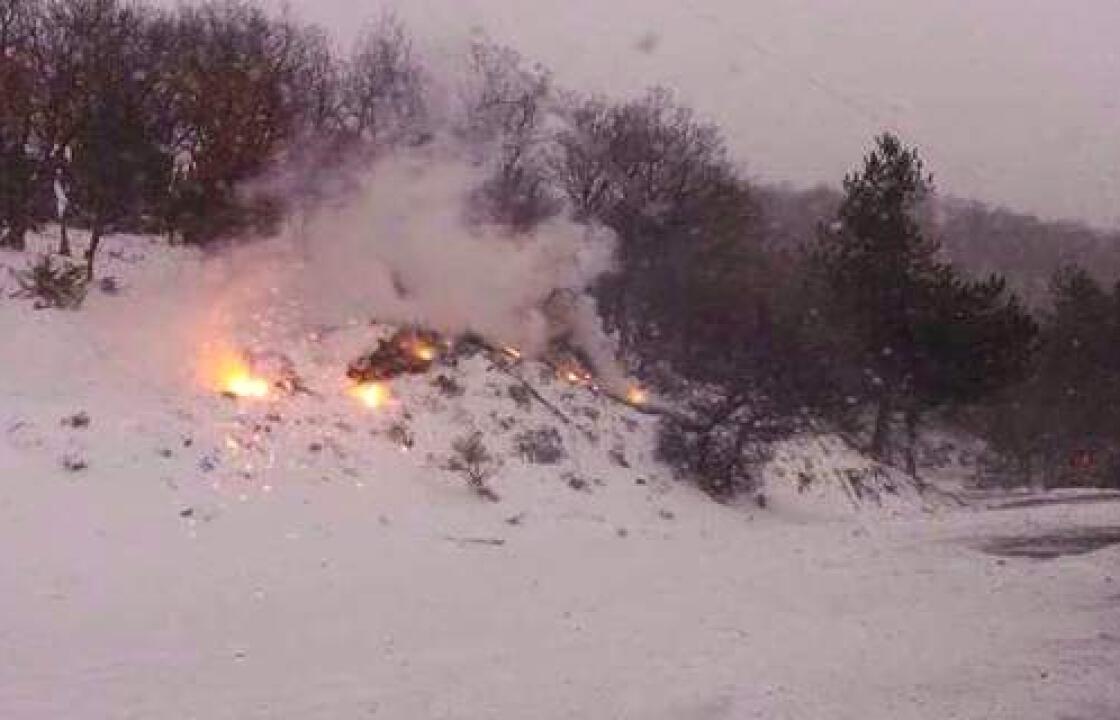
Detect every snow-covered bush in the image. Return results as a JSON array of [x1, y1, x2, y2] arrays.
[[386, 422, 415, 450], [432, 374, 465, 398], [513, 426, 566, 464], [448, 431, 500, 501], [12, 255, 88, 309], [655, 391, 805, 501], [507, 384, 533, 410], [657, 414, 771, 501]]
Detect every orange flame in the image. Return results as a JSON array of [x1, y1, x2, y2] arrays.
[[559, 364, 592, 385], [413, 344, 436, 362], [214, 351, 270, 399], [349, 382, 390, 409], [626, 386, 649, 406]]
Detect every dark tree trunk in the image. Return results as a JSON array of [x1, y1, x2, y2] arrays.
[[1021, 454, 1034, 488], [58, 213, 70, 256], [85, 220, 103, 280], [870, 389, 893, 460], [904, 405, 920, 478]]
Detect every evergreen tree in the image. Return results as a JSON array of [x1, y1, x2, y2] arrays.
[[817, 134, 1036, 471], [1036, 267, 1120, 484], [976, 266, 1120, 488]]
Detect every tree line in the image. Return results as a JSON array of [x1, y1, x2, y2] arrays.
[[1, 0, 427, 268], [3, 0, 1117, 492]]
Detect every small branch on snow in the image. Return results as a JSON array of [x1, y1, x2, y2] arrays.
[[442, 536, 506, 547]]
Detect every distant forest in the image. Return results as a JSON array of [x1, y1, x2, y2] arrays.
[[3, 0, 1119, 492], [758, 185, 1120, 308]]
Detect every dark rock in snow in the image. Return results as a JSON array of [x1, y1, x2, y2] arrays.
[[565, 474, 590, 492], [61, 454, 87, 472], [61, 412, 90, 429]]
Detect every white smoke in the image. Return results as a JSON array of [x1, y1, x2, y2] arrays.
[[198, 142, 628, 388]]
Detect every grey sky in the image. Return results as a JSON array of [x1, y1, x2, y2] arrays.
[[273, 0, 1120, 229]]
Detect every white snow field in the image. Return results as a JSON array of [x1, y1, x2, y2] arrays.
[[2, 233, 1118, 720]]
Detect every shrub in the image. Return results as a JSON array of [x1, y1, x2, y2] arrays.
[[656, 405, 779, 502], [448, 431, 501, 501], [513, 426, 566, 464], [12, 255, 88, 309], [508, 384, 532, 410], [386, 422, 415, 450], [432, 374, 465, 398]]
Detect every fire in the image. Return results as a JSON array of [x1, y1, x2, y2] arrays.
[[349, 382, 390, 409], [214, 351, 271, 399], [225, 373, 270, 399], [413, 344, 436, 362], [626, 386, 649, 406], [558, 363, 592, 386], [502, 346, 522, 360]]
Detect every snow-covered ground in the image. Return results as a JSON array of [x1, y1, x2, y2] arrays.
[[2, 233, 1118, 719]]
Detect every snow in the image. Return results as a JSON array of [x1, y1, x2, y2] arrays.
[[761, 434, 935, 519], [2, 231, 1118, 719]]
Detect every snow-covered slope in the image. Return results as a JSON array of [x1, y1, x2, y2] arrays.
[[2, 232, 1118, 720]]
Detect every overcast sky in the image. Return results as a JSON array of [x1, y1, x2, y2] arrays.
[[267, 0, 1120, 229]]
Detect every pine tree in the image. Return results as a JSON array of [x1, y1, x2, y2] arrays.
[[817, 134, 1036, 471], [814, 134, 939, 458]]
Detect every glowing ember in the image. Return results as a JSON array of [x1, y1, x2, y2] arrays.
[[349, 382, 390, 409], [215, 352, 271, 399], [225, 373, 270, 399], [559, 364, 592, 385], [626, 386, 649, 405], [413, 344, 437, 362]]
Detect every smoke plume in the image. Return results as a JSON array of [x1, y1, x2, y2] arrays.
[[184, 141, 629, 389]]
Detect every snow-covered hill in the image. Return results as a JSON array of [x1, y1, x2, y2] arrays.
[[2, 232, 1118, 719]]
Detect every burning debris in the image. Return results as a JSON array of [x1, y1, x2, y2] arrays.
[[217, 350, 308, 400], [545, 340, 598, 389], [205, 318, 652, 436], [347, 327, 443, 383], [558, 364, 593, 387], [348, 381, 391, 410], [626, 386, 649, 406], [219, 356, 271, 400]]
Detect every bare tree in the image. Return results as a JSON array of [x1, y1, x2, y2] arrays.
[[160, 1, 328, 243], [554, 88, 759, 360], [460, 39, 559, 231], [0, 0, 45, 250], [448, 431, 501, 501], [48, 0, 173, 276], [338, 13, 426, 149]]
